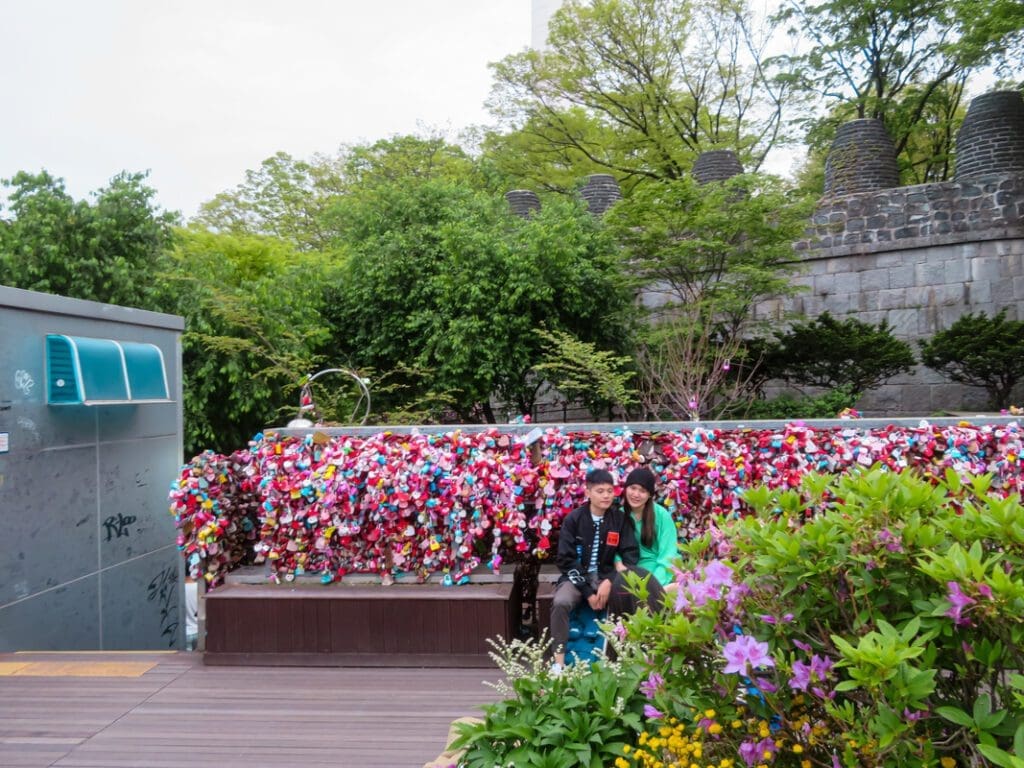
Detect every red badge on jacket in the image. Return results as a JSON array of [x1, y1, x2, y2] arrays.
[[606, 531, 620, 546]]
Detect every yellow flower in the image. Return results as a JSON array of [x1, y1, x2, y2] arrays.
[[615, 759, 630, 768], [705, 709, 717, 718], [940, 759, 956, 768], [792, 744, 804, 754], [708, 723, 723, 735]]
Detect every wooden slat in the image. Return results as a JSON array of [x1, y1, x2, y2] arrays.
[[204, 582, 514, 666], [0, 651, 499, 768]]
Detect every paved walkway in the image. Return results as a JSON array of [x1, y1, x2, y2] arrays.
[[0, 651, 499, 768]]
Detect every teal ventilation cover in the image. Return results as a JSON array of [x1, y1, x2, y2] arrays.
[[46, 335, 171, 405]]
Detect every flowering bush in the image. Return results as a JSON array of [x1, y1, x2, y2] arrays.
[[453, 632, 647, 767], [459, 466, 1024, 767], [617, 466, 1024, 767]]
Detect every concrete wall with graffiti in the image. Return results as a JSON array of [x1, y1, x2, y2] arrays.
[[0, 285, 184, 650]]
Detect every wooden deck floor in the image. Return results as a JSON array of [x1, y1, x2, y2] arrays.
[[0, 651, 500, 768]]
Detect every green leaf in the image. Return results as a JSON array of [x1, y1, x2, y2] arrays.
[[936, 706, 975, 728]]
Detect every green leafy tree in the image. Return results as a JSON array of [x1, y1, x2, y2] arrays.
[[776, 0, 1024, 180], [0, 170, 177, 308], [194, 151, 346, 252], [770, 311, 916, 393], [604, 173, 813, 419], [532, 328, 637, 418], [484, 0, 793, 191], [162, 228, 339, 456], [919, 309, 1024, 409], [323, 180, 632, 422], [195, 134, 485, 252]]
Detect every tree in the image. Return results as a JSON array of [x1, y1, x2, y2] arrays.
[[603, 173, 813, 419], [770, 312, 916, 393], [919, 309, 1024, 409], [195, 134, 487, 252], [532, 328, 637, 418], [484, 0, 793, 192], [161, 228, 339, 456], [0, 170, 177, 309], [194, 151, 346, 252], [775, 0, 1024, 180], [322, 179, 632, 422]]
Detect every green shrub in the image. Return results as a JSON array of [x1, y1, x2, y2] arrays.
[[919, 309, 1024, 409], [462, 467, 1024, 767], [616, 467, 1024, 767], [768, 312, 915, 393], [454, 634, 646, 768]]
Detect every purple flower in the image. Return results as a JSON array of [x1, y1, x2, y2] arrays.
[[639, 671, 664, 700], [946, 581, 975, 625], [903, 707, 928, 722], [689, 578, 721, 608], [793, 639, 812, 653], [722, 635, 775, 675], [643, 704, 663, 719], [674, 586, 691, 613], [739, 738, 778, 766], [789, 660, 811, 691], [703, 560, 734, 588], [875, 527, 904, 553], [810, 653, 834, 679], [754, 676, 778, 694], [612, 621, 627, 641], [738, 740, 760, 766], [789, 654, 834, 692], [977, 582, 993, 599]]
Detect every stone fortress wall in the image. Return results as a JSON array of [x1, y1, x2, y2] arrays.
[[506, 90, 1024, 416]]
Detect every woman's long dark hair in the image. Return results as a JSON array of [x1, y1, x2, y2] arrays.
[[626, 495, 656, 549]]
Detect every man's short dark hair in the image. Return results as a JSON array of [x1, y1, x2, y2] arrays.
[[585, 468, 615, 487]]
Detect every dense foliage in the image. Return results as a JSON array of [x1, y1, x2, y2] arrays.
[[323, 180, 632, 422], [919, 310, 1024, 410], [459, 467, 1024, 767], [0, 170, 177, 308], [765, 312, 917, 394]]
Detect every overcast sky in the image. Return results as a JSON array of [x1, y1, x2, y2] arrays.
[[1, 1, 532, 219]]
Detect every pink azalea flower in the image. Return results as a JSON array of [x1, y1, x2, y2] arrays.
[[722, 635, 775, 675], [643, 704, 663, 719], [639, 671, 664, 700], [946, 581, 975, 625], [703, 560, 734, 588]]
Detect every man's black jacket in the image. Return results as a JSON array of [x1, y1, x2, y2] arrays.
[[555, 502, 639, 599]]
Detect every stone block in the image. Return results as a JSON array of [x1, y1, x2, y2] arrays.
[[831, 271, 861, 295], [970, 256, 1003, 281], [878, 288, 907, 310], [938, 304, 968, 329], [938, 283, 968, 305], [915, 261, 942, 285], [965, 280, 992, 305], [859, 269, 889, 292], [1009, 276, 1024, 302], [856, 291, 881, 312], [905, 285, 934, 307], [886, 308, 919, 336], [888, 264, 915, 288]]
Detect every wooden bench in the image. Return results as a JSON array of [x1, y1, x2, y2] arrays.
[[204, 580, 516, 668]]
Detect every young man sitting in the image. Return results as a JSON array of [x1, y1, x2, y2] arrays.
[[550, 468, 665, 671]]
